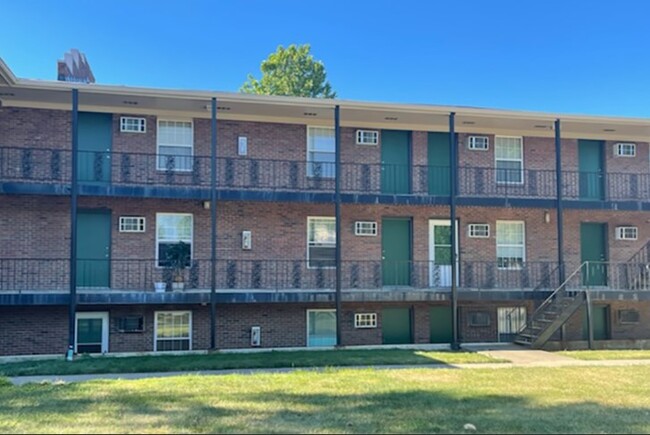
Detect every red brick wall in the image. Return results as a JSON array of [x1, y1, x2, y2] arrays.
[[0, 306, 68, 355]]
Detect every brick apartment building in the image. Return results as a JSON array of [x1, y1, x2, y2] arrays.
[[1, 56, 649, 356]]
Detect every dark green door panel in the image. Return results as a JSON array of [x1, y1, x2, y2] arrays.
[[381, 130, 410, 194], [578, 140, 604, 200], [582, 305, 610, 340], [580, 223, 607, 286], [77, 318, 103, 353], [78, 112, 112, 185], [77, 211, 111, 287], [382, 218, 411, 286], [382, 307, 412, 344], [430, 306, 452, 343], [428, 132, 450, 195]]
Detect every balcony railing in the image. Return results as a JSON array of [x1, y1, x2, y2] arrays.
[[2, 146, 649, 200], [6, 258, 646, 294]]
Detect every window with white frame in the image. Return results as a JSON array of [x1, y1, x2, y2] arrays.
[[468, 223, 490, 238], [354, 313, 377, 328], [119, 216, 146, 233], [120, 116, 146, 133], [495, 136, 523, 184], [156, 213, 193, 267], [307, 127, 335, 178], [468, 136, 489, 150], [615, 226, 638, 240], [307, 217, 336, 268], [496, 221, 525, 269], [157, 120, 193, 171], [354, 221, 377, 236], [615, 143, 636, 157], [356, 129, 379, 145], [154, 311, 191, 351]]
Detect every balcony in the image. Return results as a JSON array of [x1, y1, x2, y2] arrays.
[[1, 147, 649, 203]]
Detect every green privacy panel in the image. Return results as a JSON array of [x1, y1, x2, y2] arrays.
[[428, 132, 451, 195], [308, 311, 337, 347], [77, 318, 102, 343], [382, 307, 412, 344], [430, 306, 453, 344], [381, 130, 410, 194], [382, 218, 411, 286]]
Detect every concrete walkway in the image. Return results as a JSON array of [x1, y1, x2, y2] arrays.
[[8, 348, 650, 386]]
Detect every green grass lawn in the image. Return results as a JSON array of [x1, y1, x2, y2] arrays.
[[0, 349, 502, 377], [1, 366, 649, 433], [559, 349, 650, 360]]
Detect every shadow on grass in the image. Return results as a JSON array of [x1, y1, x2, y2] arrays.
[[0, 377, 648, 433], [0, 349, 496, 377]]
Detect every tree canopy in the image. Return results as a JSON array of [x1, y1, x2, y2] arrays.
[[241, 44, 336, 98]]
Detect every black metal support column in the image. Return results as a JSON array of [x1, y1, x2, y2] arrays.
[[210, 97, 217, 350], [68, 89, 79, 352], [334, 105, 342, 347], [554, 119, 565, 284], [449, 112, 460, 350]]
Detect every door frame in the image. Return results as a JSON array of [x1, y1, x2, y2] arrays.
[[77, 208, 112, 288], [75, 311, 109, 353], [428, 219, 459, 287]]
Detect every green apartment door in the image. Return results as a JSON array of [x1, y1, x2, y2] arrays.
[[77, 211, 111, 287], [428, 132, 450, 195], [582, 305, 610, 340], [382, 218, 411, 286], [430, 306, 452, 343], [381, 130, 410, 194], [78, 112, 112, 185], [578, 140, 604, 200], [580, 223, 608, 286], [382, 307, 412, 344]]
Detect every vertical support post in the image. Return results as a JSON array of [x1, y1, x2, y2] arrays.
[[555, 119, 567, 343], [449, 112, 460, 350], [210, 97, 217, 350], [334, 105, 342, 347], [554, 119, 565, 283], [68, 89, 79, 351], [585, 290, 594, 349]]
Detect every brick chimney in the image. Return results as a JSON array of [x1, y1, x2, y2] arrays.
[[57, 49, 95, 84]]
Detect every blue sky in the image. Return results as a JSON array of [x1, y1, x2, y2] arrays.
[[2, 0, 650, 116]]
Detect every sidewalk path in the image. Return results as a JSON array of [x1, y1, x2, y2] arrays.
[[9, 351, 650, 386]]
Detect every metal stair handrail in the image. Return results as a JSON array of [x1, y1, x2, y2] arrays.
[[515, 261, 587, 335]]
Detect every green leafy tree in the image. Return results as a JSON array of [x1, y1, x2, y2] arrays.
[[241, 44, 336, 98]]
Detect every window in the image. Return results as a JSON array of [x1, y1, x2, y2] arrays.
[[618, 309, 640, 324], [154, 311, 191, 351], [156, 213, 193, 267], [307, 126, 335, 178], [468, 223, 490, 238], [120, 116, 146, 133], [468, 136, 489, 150], [497, 306, 526, 342], [354, 221, 377, 236], [615, 226, 638, 240], [157, 120, 193, 171], [119, 216, 146, 233], [354, 313, 377, 328], [307, 310, 337, 346], [615, 143, 636, 157], [496, 221, 525, 269], [356, 129, 379, 145], [495, 136, 523, 184], [116, 315, 144, 332], [469, 311, 490, 327], [307, 217, 336, 268]]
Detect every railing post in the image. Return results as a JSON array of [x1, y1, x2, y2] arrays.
[[210, 97, 217, 350], [449, 112, 460, 350], [335, 104, 343, 347], [68, 88, 79, 354], [585, 289, 594, 350]]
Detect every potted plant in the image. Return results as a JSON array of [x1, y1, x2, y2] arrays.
[[165, 241, 190, 292]]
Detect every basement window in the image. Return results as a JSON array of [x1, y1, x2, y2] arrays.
[[116, 315, 145, 333], [354, 313, 378, 328], [469, 311, 491, 327], [618, 309, 640, 324]]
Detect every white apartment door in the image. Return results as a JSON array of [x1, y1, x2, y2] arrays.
[[429, 219, 458, 288]]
